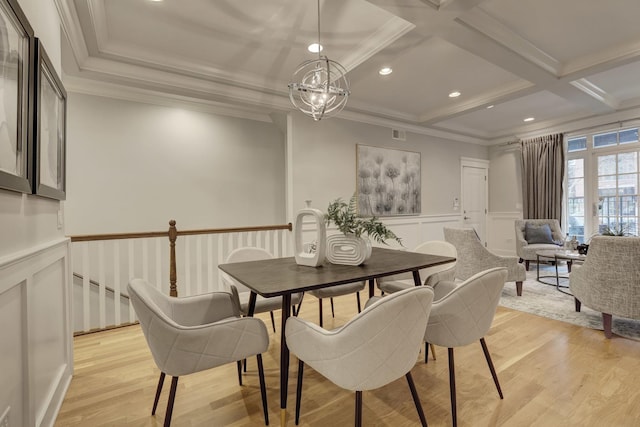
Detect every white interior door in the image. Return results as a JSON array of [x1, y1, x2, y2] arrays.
[[462, 161, 488, 245]]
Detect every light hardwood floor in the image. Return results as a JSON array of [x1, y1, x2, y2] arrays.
[[55, 294, 640, 426]]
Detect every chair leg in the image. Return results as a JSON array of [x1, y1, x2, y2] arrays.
[[270, 311, 276, 333], [164, 376, 179, 427], [425, 342, 437, 363], [479, 338, 503, 399], [318, 299, 323, 327], [236, 361, 243, 386], [356, 292, 362, 313], [603, 313, 613, 339], [355, 391, 363, 427], [406, 372, 428, 427], [516, 281, 523, 296], [330, 297, 335, 318], [294, 293, 304, 316], [525, 260, 530, 271], [152, 372, 165, 415], [574, 298, 582, 312], [447, 348, 457, 427], [256, 354, 269, 425], [295, 360, 304, 425]]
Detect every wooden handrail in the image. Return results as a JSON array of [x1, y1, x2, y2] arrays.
[[69, 220, 293, 298], [68, 223, 292, 242]]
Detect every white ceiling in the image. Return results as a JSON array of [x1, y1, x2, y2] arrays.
[[56, 0, 640, 144]]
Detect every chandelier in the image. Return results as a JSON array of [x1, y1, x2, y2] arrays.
[[288, 0, 350, 121]]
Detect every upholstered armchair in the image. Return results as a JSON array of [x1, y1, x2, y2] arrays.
[[514, 219, 564, 270], [286, 286, 435, 426], [569, 236, 640, 338], [424, 267, 508, 427], [128, 279, 270, 426], [444, 227, 526, 296]]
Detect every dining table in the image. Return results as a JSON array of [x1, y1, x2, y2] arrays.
[[218, 246, 456, 426]]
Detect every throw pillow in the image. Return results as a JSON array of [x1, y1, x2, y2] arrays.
[[525, 223, 555, 244]]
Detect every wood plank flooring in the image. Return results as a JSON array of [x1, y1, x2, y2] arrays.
[[55, 294, 640, 426]]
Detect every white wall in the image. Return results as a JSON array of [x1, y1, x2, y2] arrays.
[[65, 93, 286, 235], [288, 112, 489, 219], [0, 2, 71, 425], [488, 144, 523, 255]]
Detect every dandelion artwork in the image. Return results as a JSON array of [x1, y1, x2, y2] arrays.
[[356, 144, 421, 216]]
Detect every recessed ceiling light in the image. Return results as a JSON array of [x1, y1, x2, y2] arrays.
[[449, 91, 461, 98], [149, 0, 163, 2], [379, 67, 393, 76], [307, 43, 323, 53], [523, 117, 535, 122], [486, 105, 494, 109]]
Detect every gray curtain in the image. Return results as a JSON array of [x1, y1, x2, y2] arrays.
[[520, 133, 565, 220]]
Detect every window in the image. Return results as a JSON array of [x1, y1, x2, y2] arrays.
[[568, 136, 586, 152], [565, 126, 639, 240], [567, 158, 585, 241]]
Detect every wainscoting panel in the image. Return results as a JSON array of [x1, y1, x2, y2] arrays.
[[0, 238, 72, 427], [487, 212, 522, 256]]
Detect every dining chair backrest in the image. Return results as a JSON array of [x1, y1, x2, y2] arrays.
[[223, 247, 273, 293]]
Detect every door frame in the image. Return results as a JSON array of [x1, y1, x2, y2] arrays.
[[460, 157, 490, 245]]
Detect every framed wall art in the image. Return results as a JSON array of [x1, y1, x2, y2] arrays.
[[33, 38, 66, 200], [356, 144, 421, 216], [0, 0, 34, 194]]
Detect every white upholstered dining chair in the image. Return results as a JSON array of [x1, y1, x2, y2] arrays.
[[286, 286, 435, 427], [377, 240, 457, 294], [221, 247, 304, 331], [128, 278, 269, 426], [423, 267, 507, 427]]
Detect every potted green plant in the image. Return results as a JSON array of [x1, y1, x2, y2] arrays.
[[324, 196, 402, 265]]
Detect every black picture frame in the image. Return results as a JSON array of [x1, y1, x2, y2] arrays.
[[33, 38, 66, 200], [0, 0, 34, 194]]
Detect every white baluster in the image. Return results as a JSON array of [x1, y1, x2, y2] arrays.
[[114, 242, 121, 326], [82, 242, 90, 332], [98, 241, 106, 329], [196, 235, 203, 295]]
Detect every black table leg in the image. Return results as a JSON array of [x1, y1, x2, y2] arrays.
[[368, 278, 375, 298], [247, 292, 257, 317], [280, 293, 292, 427], [413, 270, 422, 286]]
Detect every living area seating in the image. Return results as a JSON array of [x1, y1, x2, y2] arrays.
[[285, 286, 435, 427], [569, 235, 640, 338], [515, 219, 564, 270], [444, 227, 526, 296], [128, 279, 270, 426], [424, 267, 508, 427]]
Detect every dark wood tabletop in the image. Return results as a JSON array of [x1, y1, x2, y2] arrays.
[[219, 246, 456, 297]]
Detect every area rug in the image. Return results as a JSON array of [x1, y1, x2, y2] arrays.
[[499, 265, 640, 340]]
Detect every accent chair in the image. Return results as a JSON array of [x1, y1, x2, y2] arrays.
[[514, 219, 564, 270], [569, 235, 640, 338], [444, 227, 526, 296]]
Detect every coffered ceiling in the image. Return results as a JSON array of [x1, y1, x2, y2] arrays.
[[56, 0, 640, 144]]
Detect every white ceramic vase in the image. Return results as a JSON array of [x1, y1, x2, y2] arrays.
[[293, 201, 326, 267], [326, 233, 372, 265]]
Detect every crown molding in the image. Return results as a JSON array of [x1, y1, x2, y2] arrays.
[[570, 79, 619, 109], [64, 76, 276, 123], [54, 0, 89, 65]]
